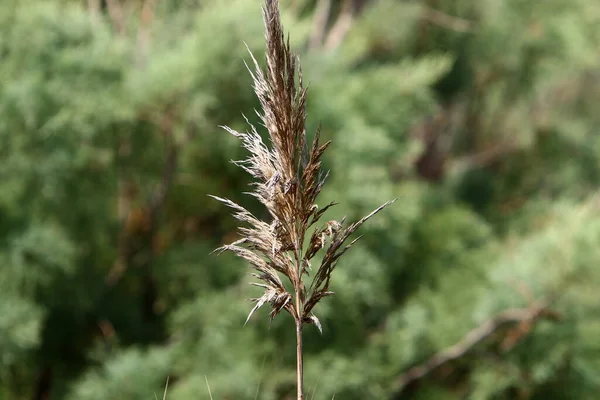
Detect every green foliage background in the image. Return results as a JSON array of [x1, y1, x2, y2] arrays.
[[1, 0, 600, 399]]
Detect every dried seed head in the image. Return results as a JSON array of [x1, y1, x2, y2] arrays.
[[211, 0, 395, 329]]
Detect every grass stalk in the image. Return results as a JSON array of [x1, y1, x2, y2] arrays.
[[296, 292, 304, 399], [211, 0, 395, 397]]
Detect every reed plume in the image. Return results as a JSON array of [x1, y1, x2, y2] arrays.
[[210, 0, 395, 398]]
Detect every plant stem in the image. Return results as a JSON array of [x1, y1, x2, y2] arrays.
[[294, 240, 304, 399], [295, 260, 304, 400], [295, 315, 304, 400]]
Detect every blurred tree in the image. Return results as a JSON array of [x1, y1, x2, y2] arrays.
[[0, 0, 599, 399]]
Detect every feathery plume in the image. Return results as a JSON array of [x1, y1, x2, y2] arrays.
[[211, 1, 395, 398]]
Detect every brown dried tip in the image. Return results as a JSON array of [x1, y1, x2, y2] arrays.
[[211, 0, 395, 330]]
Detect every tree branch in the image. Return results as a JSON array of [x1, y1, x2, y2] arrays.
[[323, 0, 356, 50], [308, 0, 331, 50], [135, 0, 157, 68], [87, 0, 101, 18], [449, 141, 518, 176], [105, 0, 126, 34], [397, 300, 558, 389], [421, 5, 474, 33]]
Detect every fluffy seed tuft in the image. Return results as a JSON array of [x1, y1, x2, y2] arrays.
[[211, 0, 395, 332]]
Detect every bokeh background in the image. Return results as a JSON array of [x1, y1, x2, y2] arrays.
[[2, 0, 600, 399]]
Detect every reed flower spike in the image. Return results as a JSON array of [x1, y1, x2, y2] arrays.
[[210, 0, 395, 398]]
